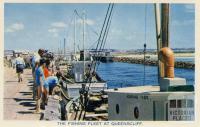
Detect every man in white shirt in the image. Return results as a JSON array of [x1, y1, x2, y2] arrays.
[[15, 54, 25, 82]]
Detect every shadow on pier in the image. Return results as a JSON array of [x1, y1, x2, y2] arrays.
[[19, 92, 32, 96], [17, 111, 34, 114], [5, 80, 18, 83]]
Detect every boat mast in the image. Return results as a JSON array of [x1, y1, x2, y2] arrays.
[[161, 4, 169, 48], [57, 40, 60, 56], [154, 4, 161, 83], [64, 38, 66, 58], [83, 11, 86, 76], [155, 3, 170, 81], [160, 3, 169, 78], [74, 10, 76, 59]]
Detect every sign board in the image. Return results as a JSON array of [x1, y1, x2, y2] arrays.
[[168, 108, 194, 121]]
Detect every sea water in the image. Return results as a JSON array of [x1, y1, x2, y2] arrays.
[[97, 62, 194, 89]]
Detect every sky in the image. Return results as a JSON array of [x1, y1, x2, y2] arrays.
[[4, 3, 195, 52]]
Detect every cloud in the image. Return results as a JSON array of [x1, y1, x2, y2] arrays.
[[48, 21, 67, 38], [5, 23, 24, 33], [184, 4, 194, 13], [48, 28, 59, 38], [51, 22, 67, 28], [77, 19, 95, 25], [48, 28, 58, 33], [86, 19, 95, 25]]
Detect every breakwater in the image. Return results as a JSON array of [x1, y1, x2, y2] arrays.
[[113, 57, 194, 69]]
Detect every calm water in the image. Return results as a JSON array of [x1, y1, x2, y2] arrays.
[[97, 62, 194, 89]]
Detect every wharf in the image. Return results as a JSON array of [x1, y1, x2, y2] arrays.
[[4, 67, 41, 120], [3, 66, 108, 120]]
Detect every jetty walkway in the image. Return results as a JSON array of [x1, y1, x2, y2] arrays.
[[4, 67, 41, 120]]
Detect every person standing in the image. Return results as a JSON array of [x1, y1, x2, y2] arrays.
[[15, 54, 25, 82], [43, 59, 51, 78], [11, 56, 16, 69], [34, 59, 45, 113], [31, 49, 44, 100]]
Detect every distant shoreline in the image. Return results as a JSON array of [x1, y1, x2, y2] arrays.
[[111, 52, 194, 69], [112, 52, 194, 59]]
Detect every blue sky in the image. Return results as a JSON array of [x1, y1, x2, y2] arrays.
[[4, 3, 195, 51]]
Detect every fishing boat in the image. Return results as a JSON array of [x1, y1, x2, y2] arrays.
[[42, 4, 115, 120], [56, 10, 107, 98], [43, 3, 194, 121], [63, 52, 106, 98], [106, 4, 194, 121], [90, 50, 114, 63]]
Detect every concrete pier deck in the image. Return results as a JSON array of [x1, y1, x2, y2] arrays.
[[3, 67, 41, 120]]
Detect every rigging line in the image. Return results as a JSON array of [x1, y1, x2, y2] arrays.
[[99, 3, 114, 52], [75, 4, 111, 69], [86, 3, 114, 106], [74, 17, 82, 51], [74, 10, 98, 50], [88, 40, 99, 49], [64, 12, 76, 48], [95, 3, 114, 70], [75, 4, 111, 89], [102, 4, 114, 49], [74, 9, 99, 36], [96, 3, 115, 71], [82, 3, 113, 94], [86, 25, 91, 48], [90, 3, 114, 81], [83, 3, 112, 101], [95, 4, 111, 52], [64, 12, 74, 38], [100, 4, 114, 53], [85, 17, 98, 50], [143, 4, 147, 86], [87, 24, 99, 36], [94, 3, 112, 67], [82, 3, 111, 81], [81, 3, 114, 120]]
